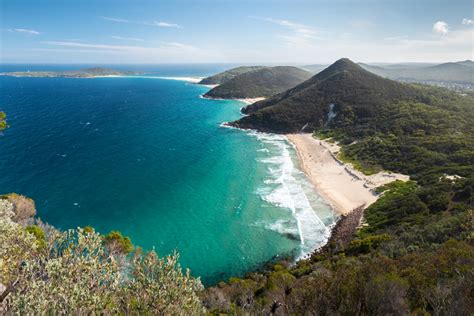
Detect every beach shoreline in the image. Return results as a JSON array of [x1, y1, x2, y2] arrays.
[[286, 133, 409, 215], [200, 94, 265, 105]]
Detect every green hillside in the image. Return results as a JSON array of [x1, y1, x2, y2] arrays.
[[203, 66, 312, 99], [198, 66, 266, 85], [232, 58, 474, 180]]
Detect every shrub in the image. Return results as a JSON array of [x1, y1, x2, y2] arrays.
[[103, 230, 133, 254], [1, 218, 204, 314], [346, 234, 391, 255]]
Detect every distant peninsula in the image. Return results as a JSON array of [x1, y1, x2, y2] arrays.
[[0, 67, 144, 78], [202, 66, 312, 99], [198, 66, 266, 85]]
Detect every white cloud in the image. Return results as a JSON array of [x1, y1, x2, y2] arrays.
[[384, 35, 408, 41], [43, 41, 127, 50], [433, 21, 449, 35], [8, 28, 40, 35], [36, 40, 221, 63], [154, 21, 181, 28], [42, 40, 200, 55], [111, 36, 144, 42], [100, 16, 181, 28], [260, 17, 316, 37], [251, 16, 318, 45], [462, 18, 474, 25], [101, 16, 129, 23], [31, 48, 116, 53]]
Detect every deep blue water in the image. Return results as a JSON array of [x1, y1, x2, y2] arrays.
[[0, 67, 335, 285]]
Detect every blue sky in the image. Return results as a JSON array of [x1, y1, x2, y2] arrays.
[[1, 0, 473, 64]]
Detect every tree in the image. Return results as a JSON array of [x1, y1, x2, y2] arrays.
[[0, 112, 6, 131]]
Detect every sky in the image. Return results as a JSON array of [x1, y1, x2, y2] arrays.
[[1, 0, 473, 64]]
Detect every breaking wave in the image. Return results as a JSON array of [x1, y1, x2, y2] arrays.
[[248, 131, 335, 258]]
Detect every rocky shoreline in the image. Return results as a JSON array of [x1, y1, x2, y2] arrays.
[[312, 204, 365, 258]]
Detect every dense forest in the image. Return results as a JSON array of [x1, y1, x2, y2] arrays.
[[199, 66, 266, 85], [204, 66, 312, 99]]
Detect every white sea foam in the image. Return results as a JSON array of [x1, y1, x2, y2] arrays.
[[248, 130, 333, 258], [253, 219, 299, 238]]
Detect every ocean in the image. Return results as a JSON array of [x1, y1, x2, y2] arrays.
[[0, 65, 335, 285]]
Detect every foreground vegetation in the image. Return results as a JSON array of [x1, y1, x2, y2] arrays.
[[0, 195, 204, 314]]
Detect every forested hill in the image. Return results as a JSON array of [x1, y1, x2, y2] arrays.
[[231, 58, 474, 182], [198, 66, 266, 85], [235, 58, 427, 131], [203, 66, 312, 99]]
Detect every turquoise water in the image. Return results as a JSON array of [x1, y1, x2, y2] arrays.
[[0, 70, 335, 285]]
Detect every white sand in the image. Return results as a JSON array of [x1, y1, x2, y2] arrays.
[[201, 84, 219, 89], [155, 76, 203, 83], [236, 97, 265, 105], [286, 133, 409, 215]]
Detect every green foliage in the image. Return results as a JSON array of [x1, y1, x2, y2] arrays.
[[25, 225, 45, 240], [0, 111, 6, 131], [25, 225, 46, 250], [338, 149, 382, 175], [103, 230, 133, 254], [266, 270, 295, 291], [123, 251, 204, 314], [375, 179, 407, 193], [199, 66, 266, 85], [1, 212, 204, 314], [346, 234, 391, 255], [362, 181, 428, 232], [82, 225, 94, 234]]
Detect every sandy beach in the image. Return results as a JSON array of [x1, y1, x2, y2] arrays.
[[286, 133, 409, 215], [236, 97, 265, 105], [201, 94, 265, 105]]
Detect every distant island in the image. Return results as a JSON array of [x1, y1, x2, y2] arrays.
[[0, 67, 144, 78], [201, 66, 311, 99]]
